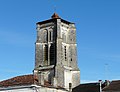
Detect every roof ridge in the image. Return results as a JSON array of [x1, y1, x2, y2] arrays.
[[0, 74, 33, 82]]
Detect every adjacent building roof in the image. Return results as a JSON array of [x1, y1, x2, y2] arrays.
[[1, 74, 120, 91], [0, 74, 34, 87], [72, 83, 100, 92], [0, 74, 53, 88], [0, 74, 68, 92], [0, 74, 65, 90], [102, 80, 120, 91]]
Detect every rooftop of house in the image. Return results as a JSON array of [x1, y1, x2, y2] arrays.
[[102, 80, 120, 91], [1, 74, 120, 91], [72, 82, 101, 92], [0, 74, 51, 88], [72, 80, 120, 92], [0, 74, 34, 88], [0, 74, 66, 91]]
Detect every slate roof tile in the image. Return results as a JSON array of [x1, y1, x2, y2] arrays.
[[102, 80, 120, 91]]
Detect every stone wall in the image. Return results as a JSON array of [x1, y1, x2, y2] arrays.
[[35, 18, 80, 90], [0, 85, 68, 92]]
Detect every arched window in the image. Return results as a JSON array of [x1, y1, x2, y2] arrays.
[[44, 45, 48, 65], [50, 44, 55, 65], [49, 30, 53, 41]]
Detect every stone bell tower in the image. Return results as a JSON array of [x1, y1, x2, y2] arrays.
[[34, 13, 80, 90]]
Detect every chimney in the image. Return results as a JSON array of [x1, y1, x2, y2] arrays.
[[105, 80, 110, 86], [98, 80, 102, 92]]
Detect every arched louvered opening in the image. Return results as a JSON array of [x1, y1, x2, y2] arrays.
[[44, 45, 48, 65], [43, 30, 48, 43], [50, 44, 55, 65]]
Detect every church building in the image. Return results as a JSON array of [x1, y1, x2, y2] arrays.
[[0, 13, 80, 92]]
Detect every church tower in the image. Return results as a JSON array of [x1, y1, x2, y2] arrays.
[[34, 13, 80, 90]]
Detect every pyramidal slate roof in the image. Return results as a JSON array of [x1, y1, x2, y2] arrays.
[[37, 13, 74, 25]]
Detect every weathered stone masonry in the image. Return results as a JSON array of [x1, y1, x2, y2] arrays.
[[34, 13, 80, 90]]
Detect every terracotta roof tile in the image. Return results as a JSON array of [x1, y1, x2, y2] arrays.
[[0, 74, 54, 88], [0, 74, 34, 87], [51, 13, 60, 19]]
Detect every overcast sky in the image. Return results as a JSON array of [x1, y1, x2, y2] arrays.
[[0, 0, 120, 83]]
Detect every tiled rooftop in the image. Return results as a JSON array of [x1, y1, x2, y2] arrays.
[[0, 74, 34, 87], [0, 74, 55, 88], [72, 83, 100, 92], [102, 80, 120, 91]]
